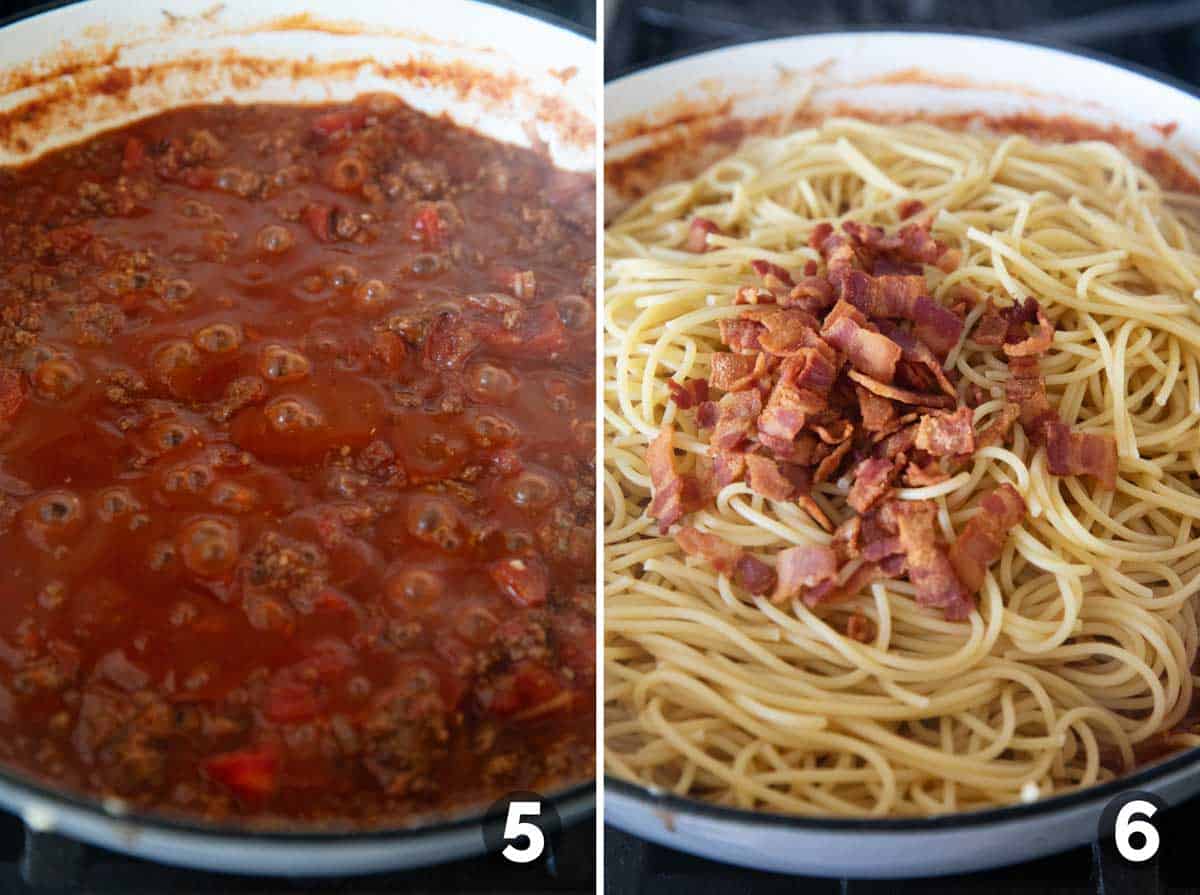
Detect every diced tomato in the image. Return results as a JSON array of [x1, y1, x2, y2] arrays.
[[411, 205, 444, 250], [264, 682, 320, 723], [203, 746, 279, 800], [122, 137, 146, 173], [482, 303, 568, 359], [303, 203, 335, 243], [311, 108, 368, 138], [485, 660, 563, 717], [488, 556, 548, 608], [0, 368, 26, 426]]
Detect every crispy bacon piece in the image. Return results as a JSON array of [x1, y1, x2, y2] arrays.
[[772, 544, 838, 605], [874, 420, 920, 458], [948, 484, 1026, 594], [756, 309, 822, 356], [647, 426, 704, 533], [972, 303, 1008, 347], [759, 366, 828, 440], [898, 199, 926, 220], [813, 439, 853, 484], [719, 317, 764, 354], [847, 457, 900, 514], [784, 277, 836, 314], [712, 450, 747, 488], [846, 369, 956, 410], [974, 402, 1021, 452], [822, 316, 902, 383], [745, 454, 796, 500], [880, 323, 956, 397], [686, 217, 720, 253], [832, 516, 862, 562], [903, 460, 949, 487], [712, 390, 764, 450], [751, 259, 795, 290], [845, 612, 876, 642], [1045, 419, 1118, 490], [915, 407, 975, 457], [1005, 355, 1056, 443], [1003, 301, 1054, 357], [880, 222, 961, 273], [856, 385, 896, 433], [709, 353, 763, 392], [667, 378, 709, 409], [737, 554, 777, 595], [892, 500, 971, 619], [796, 494, 834, 532], [696, 401, 719, 429], [735, 285, 775, 306], [675, 525, 742, 574]]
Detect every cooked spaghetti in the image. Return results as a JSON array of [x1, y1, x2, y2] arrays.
[[604, 117, 1200, 816]]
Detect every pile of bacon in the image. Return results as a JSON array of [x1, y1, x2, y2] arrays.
[[647, 211, 1118, 623]]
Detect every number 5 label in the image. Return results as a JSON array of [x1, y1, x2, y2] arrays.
[[502, 800, 546, 864]]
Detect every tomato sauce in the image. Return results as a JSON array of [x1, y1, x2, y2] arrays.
[[0, 95, 596, 827]]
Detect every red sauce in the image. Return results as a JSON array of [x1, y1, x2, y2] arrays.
[[0, 95, 596, 828]]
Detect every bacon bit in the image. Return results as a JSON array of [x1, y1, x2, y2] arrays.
[[874, 420, 920, 458], [204, 746, 279, 801], [903, 460, 949, 487], [1005, 355, 1055, 443], [712, 450, 747, 488], [667, 378, 709, 409], [675, 525, 742, 575], [759, 384, 815, 441], [880, 323, 956, 397], [745, 454, 795, 500], [1045, 420, 1118, 490], [735, 286, 775, 306], [772, 544, 838, 604], [756, 309, 822, 356], [813, 439, 853, 484], [751, 259, 795, 290], [831, 516, 862, 562], [1003, 301, 1053, 357], [712, 390, 763, 450], [892, 500, 971, 619], [0, 368, 25, 427], [857, 385, 896, 433], [796, 494, 834, 533], [784, 277, 836, 314], [696, 401, 719, 429], [647, 426, 704, 533], [898, 199, 926, 220], [122, 137, 146, 173], [845, 612, 876, 642], [972, 303, 1008, 347], [948, 484, 1026, 594], [974, 403, 1021, 452], [303, 203, 336, 243], [846, 369, 956, 410], [719, 317, 764, 354], [489, 557, 549, 607], [847, 457, 901, 514], [311, 108, 368, 138], [737, 554, 776, 595], [822, 316, 901, 383], [915, 407, 975, 457], [710, 352, 763, 392], [687, 217, 721, 253]]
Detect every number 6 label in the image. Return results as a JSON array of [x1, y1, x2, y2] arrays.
[[1099, 791, 1167, 865], [502, 800, 545, 864]]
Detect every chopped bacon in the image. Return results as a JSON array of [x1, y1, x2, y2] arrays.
[[822, 316, 902, 383], [735, 286, 775, 306], [745, 454, 796, 500], [846, 369, 956, 410], [675, 525, 741, 575], [1003, 300, 1054, 357], [719, 317, 764, 354], [696, 401, 719, 429], [647, 426, 704, 533], [686, 217, 721, 253], [757, 309, 822, 357], [831, 516, 862, 562], [915, 407, 975, 457], [874, 420, 920, 458], [759, 375, 824, 441], [856, 385, 896, 433], [489, 557, 549, 608], [812, 439, 852, 484], [892, 500, 971, 619], [847, 457, 900, 514], [974, 403, 1020, 452], [898, 199, 926, 220], [751, 259, 795, 290], [972, 303, 1008, 347], [772, 544, 838, 605], [879, 323, 956, 397], [796, 494, 834, 532], [712, 390, 763, 450], [948, 484, 1026, 594], [881, 222, 961, 273], [785, 347, 838, 392], [1005, 355, 1055, 442], [667, 378, 709, 409], [784, 277, 836, 314], [903, 460, 949, 487], [712, 449, 746, 488], [1045, 419, 1118, 490], [737, 554, 777, 595], [709, 353, 763, 392]]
